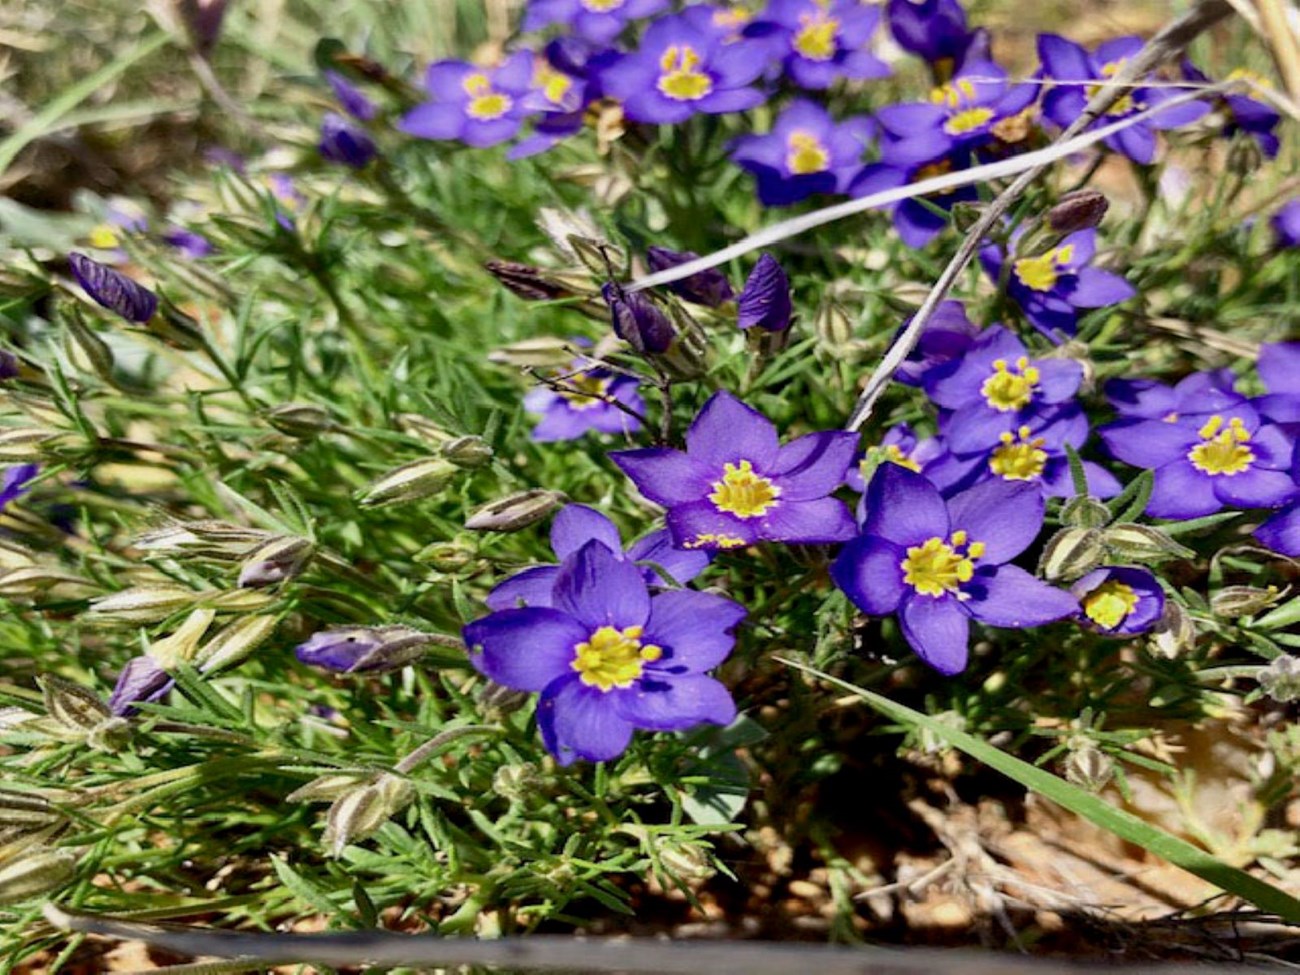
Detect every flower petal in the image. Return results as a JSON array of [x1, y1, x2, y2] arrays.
[[685, 391, 781, 470], [644, 589, 745, 672], [899, 593, 970, 675], [860, 464, 950, 543], [611, 447, 713, 507], [484, 566, 561, 611], [1213, 468, 1299, 510], [759, 497, 857, 544], [627, 528, 712, 585], [538, 675, 634, 766], [831, 536, 907, 616], [769, 431, 859, 500], [946, 478, 1044, 563], [1147, 460, 1221, 518], [1069, 267, 1136, 308], [463, 607, 586, 691], [614, 674, 736, 730], [1255, 502, 1300, 557], [964, 565, 1078, 627], [551, 504, 623, 560], [553, 539, 651, 629], [666, 500, 760, 551]]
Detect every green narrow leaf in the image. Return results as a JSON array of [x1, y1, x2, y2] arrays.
[[270, 855, 341, 917], [1062, 442, 1089, 500], [1111, 469, 1154, 523], [779, 657, 1300, 923]]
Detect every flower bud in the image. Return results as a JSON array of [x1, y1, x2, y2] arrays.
[[264, 403, 335, 438], [440, 435, 494, 470], [38, 675, 112, 736], [87, 585, 195, 623], [1103, 523, 1194, 562], [0, 428, 66, 463], [322, 773, 414, 856], [358, 457, 458, 507], [949, 201, 986, 233], [413, 539, 478, 571], [658, 841, 717, 882], [204, 588, 277, 612], [477, 680, 531, 718], [492, 763, 543, 803], [486, 337, 575, 369], [1038, 527, 1107, 582], [197, 614, 279, 672], [0, 849, 78, 905], [176, 0, 230, 56], [295, 625, 434, 674], [1227, 136, 1264, 178], [568, 235, 626, 279], [645, 247, 735, 308], [238, 535, 315, 588], [0, 790, 67, 833], [484, 261, 576, 302], [1259, 655, 1300, 703], [464, 489, 565, 533], [0, 567, 97, 600], [147, 608, 217, 668], [603, 283, 675, 355], [536, 206, 607, 263], [1047, 190, 1109, 234], [135, 521, 270, 559], [1063, 736, 1114, 791], [288, 773, 366, 803], [1210, 585, 1281, 619], [394, 414, 451, 446], [813, 298, 855, 353], [1149, 601, 1196, 658], [737, 254, 792, 333], [68, 253, 157, 323], [86, 716, 132, 752], [319, 114, 377, 169], [107, 656, 174, 717], [1059, 495, 1111, 529]]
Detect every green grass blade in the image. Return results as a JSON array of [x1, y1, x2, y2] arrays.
[[0, 31, 171, 176], [779, 656, 1300, 923]]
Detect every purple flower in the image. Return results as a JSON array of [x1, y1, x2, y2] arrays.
[[599, 15, 768, 123], [108, 656, 175, 717], [68, 252, 158, 323], [1182, 60, 1280, 157], [736, 254, 792, 332], [1071, 566, 1164, 636], [832, 466, 1077, 675], [887, 0, 986, 73], [508, 52, 597, 158], [921, 325, 1084, 454], [295, 625, 433, 673], [980, 229, 1136, 339], [319, 113, 377, 168], [603, 283, 676, 354], [400, 53, 534, 148], [486, 503, 710, 611], [1105, 369, 1242, 423], [1256, 341, 1300, 430], [0, 464, 38, 508], [731, 99, 874, 205], [524, 360, 644, 442], [762, 0, 889, 90], [463, 540, 743, 765], [874, 61, 1036, 166], [1038, 34, 1209, 164], [894, 299, 981, 387], [523, 0, 670, 43], [1273, 199, 1300, 248], [326, 69, 377, 121], [844, 423, 950, 493], [646, 246, 735, 307], [1101, 403, 1298, 518], [611, 390, 858, 551], [162, 227, 215, 259]]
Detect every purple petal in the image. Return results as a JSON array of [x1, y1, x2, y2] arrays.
[[463, 607, 587, 691], [553, 539, 651, 630], [964, 565, 1079, 627], [899, 593, 970, 675], [685, 391, 781, 470], [1069, 267, 1136, 308], [831, 536, 907, 616], [1213, 468, 1299, 509], [626, 529, 712, 585], [538, 676, 634, 766], [1112, 125, 1157, 165], [1100, 419, 1198, 468], [736, 255, 792, 333], [551, 504, 623, 560], [611, 447, 713, 507], [945, 477, 1044, 564], [1259, 342, 1300, 395], [644, 590, 746, 671], [108, 656, 174, 716], [1147, 461, 1220, 518], [769, 431, 859, 500], [861, 465, 949, 544], [398, 102, 464, 140], [760, 497, 857, 544], [1255, 502, 1300, 557], [614, 674, 736, 731], [485, 566, 562, 611], [666, 500, 760, 551]]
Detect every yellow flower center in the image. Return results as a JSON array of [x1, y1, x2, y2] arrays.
[[988, 426, 1048, 481], [559, 372, 611, 412], [980, 356, 1041, 412], [944, 107, 994, 135], [535, 63, 573, 105], [464, 72, 512, 120], [713, 4, 754, 38], [1226, 67, 1271, 92], [901, 530, 986, 597], [1013, 244, 1074, 292], [684, 532, 748, 550], [709, 459, 781, 518], [88, 224, 121, 249], [786, 131, 830, 174], [580, 0, 625, 9], [1082, 580, 1139, 630], [930, 78, 976, 108], [1187, 414, 1255, 476], [794, 14, 839, 61], [572, 624, 662, 691], [1086, 61, 1136, 116], [658, 45, 713, 101]]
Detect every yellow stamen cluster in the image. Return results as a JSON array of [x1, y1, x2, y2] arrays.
[[1085, 60, 1136, 116], [572, 625, 662, 691], [901, 530, 986, 597], [786, 131, 830, 174], [980, 356, 1041, 412], [684, 533, 748, 550], [944, 107, 995, 135], [88, 225, 121, 249], [558, 372, 611, 412], [463, 73, 512, 120], [1013, 244, 1074, 292], [534, 62, 573, 105], [1082, 580, 1139, 630], [709, 459, 781, 518], [658, 45, 713, 101], [989, 426, 1048, 481], [580, 0, 625, 9], [793, 14, 839, 61], [1187, 414, 1255, 476]]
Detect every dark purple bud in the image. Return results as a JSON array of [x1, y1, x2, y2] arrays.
[[176, 0, 230, 56], [737, 254, 792, 332], [602, 283, 675, 354], [68, 252, 158, 323], [326, 69, 377, 121], [484, 261, 575, 301], [1047, 190, 1109, 234], [108, 656, 175, 717], [295, 625, 433, 674], [645, 247, 735, 307], [318, 114, 377, 169], [0, 464, 38, 508], [887, 0, 977, 65], [162, 227, 215, 259], [0, 351, 18, 381]]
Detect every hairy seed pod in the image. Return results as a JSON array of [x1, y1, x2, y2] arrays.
[[358, 457, 459, 507], [464, 490, 566, 533]]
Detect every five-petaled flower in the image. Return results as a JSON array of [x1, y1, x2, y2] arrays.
[[524, 359, 645, 442], [464, 540, 744, 765], [1070, 566, 1165, 636], [611, 390, 858, 551], [399, 53, 534, 148], [523, 0, 669, 43], [730, 99, 875, 206], [762, 0, 890, 90], [832, 466, 1078, 674]]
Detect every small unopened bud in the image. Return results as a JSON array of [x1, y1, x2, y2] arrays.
[[39, 676, 112, 735], [264, 403, 335, 438], [414, 539, 478, 571], [0, 567, 97, 599], [135, 521, 270, 559], [204, 588, 277, 612], [486, 337, 575, 369], [394, 414, 451, 446], [358, 457, 458, 507], [1060, 495, 1111, 529], [1047, 190, 1109, 234], [1149, 601, 1196, 658], [107, 656, 174, 717], [0, 428, 66, 462], [1226, 136, 1263, 178], [1038, 527, 1107, 582], [197, 614, 279, 672], [645, 246, 735, 308], [569, 236, 626, 278], [1211, 585, 1281, 618], [603, 283, 675, 355], [658, 841, 717, 882], [477, 681, 531, 718], [238, 535, 315, 588], [1103, 523, 1194, 562], [441, 435, 494, 469], [465, 489, 565, 533], [288, 773, 367, 803], [484, 261, 576, 302], [86, 716, 132, 752], [177, 0, 230, 56], [1259, 655, 1300, 703], [493, 763, 542, 802], [68, 252, 157, 323], [813, 298, 855, 352], [1063, 736, 1114, 791], [322, 773, 414, 856], [536, 206, 607, 263], [147, 608, 217, 668], [295, 625, 434, 674], [737, 254, 792, 333], [0, 791, 67, 833], [0, 849, 78, 905], [88, 585, 195, 623]]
